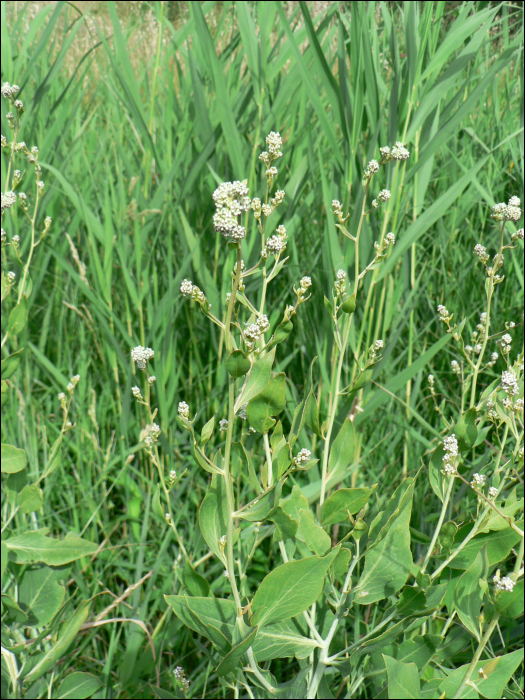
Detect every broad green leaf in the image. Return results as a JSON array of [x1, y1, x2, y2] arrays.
[[1, 541, 7, 578], [247, 373, 286, 434], [164, 595, 235, 651], [24, 601, 91, 682], [1, 444, 27, 474], [18, 484, 43, 514], [495, 579, 524, 618], [8, 296, 28, 336], [321, 488, 372, 526], [5, 530, 98, 565], [384, 655, 421, 699], [236, 481, 283, 522], [225, 350, 251, 378], [184, 561, 210, 598], [298, 509, 331, 556], [328, 418, 356, 478], [438, 649, 524, 699], [199, 476, 228, 565], [56, 673, 102, 699], [281, 485, 310, 526], [353, 479, 415, 604], [238, 347, 276, 406], [454, 546, 488, 641], [200, 416, 215, 447], [216, 627, 258, 676], [252, 620, 320, 662], [269, 506, 298, 542], [1, 593, 28, 623], [447, 521, 523, 570], [274, 667, 310, 699], [1, 348, 23, 379], [330, 546, 353, 580], [428, 445, 448, 503], [18, 565, 66, 627], [250, 548, 339, 628], [454, 408, 478, 451]]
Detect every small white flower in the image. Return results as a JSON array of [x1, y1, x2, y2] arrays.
[[148, 375, 156, 385], [386, 232, 395, 244], [131, 346, 154, 370], [132, 386, 143, 399], [488, 486, 498, 499], [294, 448, 312, 465], [451, 360, 460, 374], [501, 369, 519, 396], [257, 314, 270, 333], [219, 419, 229, 432], [470, 473, 486, 488], [336, 269, 347, 280]]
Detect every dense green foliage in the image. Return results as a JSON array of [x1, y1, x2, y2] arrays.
[[1, 1, 523, 698]]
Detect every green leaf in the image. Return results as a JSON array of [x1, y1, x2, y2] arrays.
[[250, 548, 339, 628], [5, 530, 98, 566], [383, 655, 421, 699], [495, 579, 524, 618], [199, 416, 215, 447], [216, 627, 258, 676], [1, 593, 28, 624], [1, 349, 24, 379], [269, 507, 298, 542], [252, 620, 320, 662], [330, 547, 353, 579], [447, 521, 523, 569], [353, 479, 415, 604], [328, 418, 356, 478], [454, 408, 478, 451], [199, 477, 228, 565], [304, 391, 321, 438], [298, 509, 331, 556], [265, 319, 293, 352], [8, 296, 28, 336], [225, 350, 251, 378], [275, 667, 310, 698], [454, 546, 488, 641], [18, 565, 66, 627], [56, 673, 103, 699], [164, 595, 235, 651], [24, 601, 91, 683], [321, 488, 372, 527], [1, 444, 27, 474], [238, 347, 276, 406], [247, 373, 286, 434], [18, 484, 44, 514], [438, 649, 525, 699], [184, 561, 210, 598], [280, 485, 310, 526]]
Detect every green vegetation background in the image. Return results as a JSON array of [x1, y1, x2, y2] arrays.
[[1, 1, 523, 697]]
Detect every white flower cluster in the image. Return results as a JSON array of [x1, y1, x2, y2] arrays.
[[442, 434, 459, 475], [293, 448, 311, 466], [132, 386, 143, 400], [470, 473, 486, 488], [173, 666, 190, 692], [66, 374, 81, 393], [180, 278, 206, 304], [492, 196, 522, 222], [243, 314, 272, 351], [451, 360, 460, 374], [501, 369, 519, 396], [331, 200, 343, 217], [372, 189, 391, 208], [169, 469, 177, 484], [259, 131, 283, 166], [1, 191, 16, 212], [488, 486, 498, 499], [237, 403, 248, 420], [296, 276, 312, 299], [219, 419, 228, 431], [386, 231, 396, 245], [131, 346, 154, 370], [379, 143, 409, 161], [497, 332, 512, 355], [369, 339, 384, 362], [364, 159, 379, 178], [473, 243, 490, 264], [493, 572, 515, 593], [334, 268, 347, 296], [1, 82, 20, 99], [512, 227, 524, 241], [178, 401, 190, 419], [257, 314, 270, 332], [437, 304, 452, 323], [266, 224, 287, 256], [212, 180, 251, 241], [144, 422, 161, 448]]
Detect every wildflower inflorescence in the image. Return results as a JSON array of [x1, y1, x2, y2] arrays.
[[491, 196, 522, 222], [442, 434, 459, 476], [131, 346, 154, 371], [212, 180, 251, 241], [293, 448, 312, 466]]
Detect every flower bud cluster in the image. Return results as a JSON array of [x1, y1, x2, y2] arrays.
[[67, 374, 81, 393], [451, 360, 461, 374], [501, 369, 519, 396], [259, 131, 283, 166], [212, 180, 251, 242], [131, 346, 154, 371], [293, 448, 311, 466], [497, 332, 512, 355], [470, 473, 486, 489], [265, 224, 287, 256], [173, 666, 190, 692], [219, 419, 228, 431], [334, 268, 347, 297], [180, 278, 210, 310], [380, 142, 410, 162], [442, 434, 459, 476], [493, 571, 515, 593], [243, 314, 272, 352], [511, 227, 524, 241], [491, 196, 522, 223], [369, 339, 384, 362], [144, 422, 161, 449], [372, 189, 391, 209], [473, 243, 490, 264], [178, 401, 190, 420], [428, 374, 435, 396], [295, 276, 312, 300], [373, 232, 395, 257]]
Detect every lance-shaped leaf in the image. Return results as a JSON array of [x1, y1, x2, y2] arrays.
[[8, 296, 28, 336], [353, 479, 415, 604], [454, 407, 478, 451], [250, 548, 339, 628], [18, 565, 66, 627], [216, 627, 258, 676], [238, 347, 276, 406], [328, 418, 356, 478], [165, 595, 235, 654], [199, 476, 228, 564], [1, 348, 24, 379], [298, 509, 331, 556], [5, 530, 98, 565], [252, 619, 320, 661], [454, 545, 488, 641]]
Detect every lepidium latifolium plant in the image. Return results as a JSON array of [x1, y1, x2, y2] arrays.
[[131, 133, 446, 699], [2, 83, 98, 699], [419, 199, 524, 698]]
